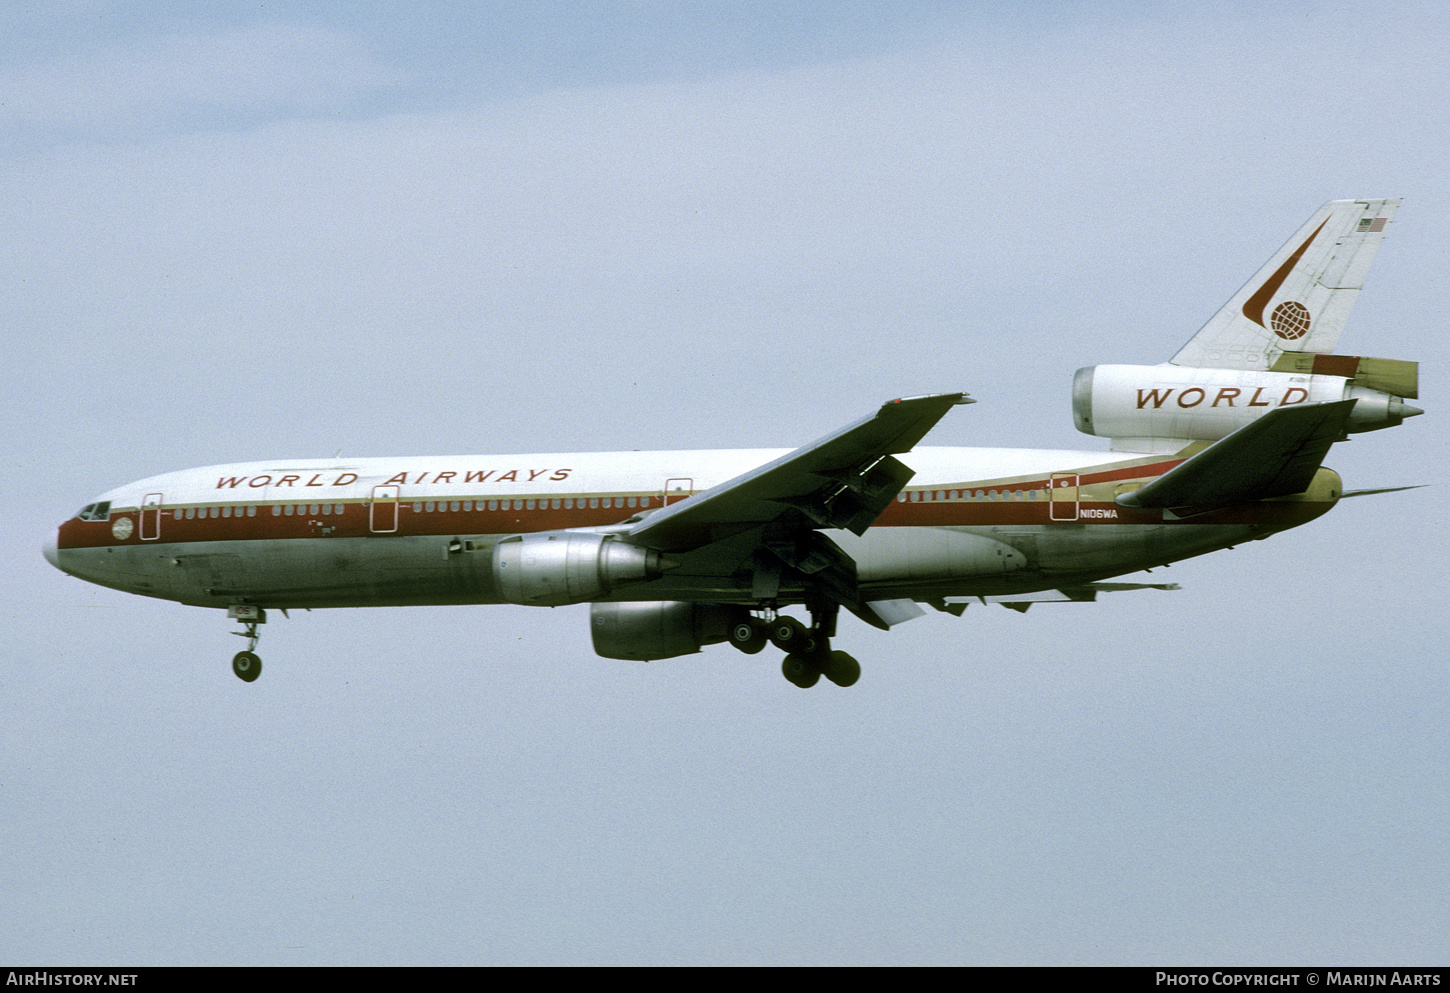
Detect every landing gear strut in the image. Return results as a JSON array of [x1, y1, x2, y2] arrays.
[[782, 648, 860, 689], [228, 604, 265, 682], [730, 601, 861, 689]]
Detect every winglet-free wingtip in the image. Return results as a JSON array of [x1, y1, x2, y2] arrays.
[[882, 392, 974, 409]]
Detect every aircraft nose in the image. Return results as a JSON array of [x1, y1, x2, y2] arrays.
[[43, 531, 60, 570]]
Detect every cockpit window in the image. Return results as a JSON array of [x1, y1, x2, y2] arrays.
[[76, 502, 111, 521]]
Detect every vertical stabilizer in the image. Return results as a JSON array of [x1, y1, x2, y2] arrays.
[[1171, 199, 1399, 370]]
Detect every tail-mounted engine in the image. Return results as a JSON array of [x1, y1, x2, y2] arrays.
[[492, 531, 667, 606], [1073, 355, 1420, 451]]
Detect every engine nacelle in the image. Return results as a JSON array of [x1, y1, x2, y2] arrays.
[[493, 531, 665, 606], [590, 601, 741, 661], [1073, 362, 1420, 451]]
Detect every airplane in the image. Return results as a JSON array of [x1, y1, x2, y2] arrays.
[[44, 199, 1422, 688]]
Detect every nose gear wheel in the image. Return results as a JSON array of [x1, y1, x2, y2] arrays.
[[232, 651, 262, 682], [227, 606, 267, 682]]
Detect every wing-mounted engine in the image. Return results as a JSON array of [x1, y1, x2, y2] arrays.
[[493, 531, 669, 606], [590, 601, 741, 661], [1073, 359, 1420, 453]]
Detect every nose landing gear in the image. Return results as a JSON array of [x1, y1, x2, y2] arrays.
[[228, 604, 265, 682], [232, 650, 262, 682]]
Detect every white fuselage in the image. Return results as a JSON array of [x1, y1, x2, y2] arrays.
[[48, 443, 1336, 611]]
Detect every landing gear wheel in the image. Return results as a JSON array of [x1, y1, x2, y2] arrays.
[[728, 619, 768, 655], [823, 651, 861, 687], [782, 653, 821, 688], [232, 651, 262, 683], [768, 616, 810, 653]]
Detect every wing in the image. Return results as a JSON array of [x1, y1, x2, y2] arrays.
[[1116, 399, 1356, 510], [627, 393, 972, 553]]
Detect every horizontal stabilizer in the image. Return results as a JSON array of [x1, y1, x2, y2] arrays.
[[1341, 484, 1426, 499], [1117, 400, 1355, 509]]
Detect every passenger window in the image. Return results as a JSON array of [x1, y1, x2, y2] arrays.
[[450, 501, 460, 512], [272, 505, 282, 516]]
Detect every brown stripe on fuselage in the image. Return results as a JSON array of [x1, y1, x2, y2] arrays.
[[57, 449, 1340, 551]]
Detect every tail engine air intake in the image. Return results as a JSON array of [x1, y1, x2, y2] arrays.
[[1073, 358, 1420, 452]]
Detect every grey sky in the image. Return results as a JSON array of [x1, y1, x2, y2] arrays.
[[3, 0, 1447, 964]]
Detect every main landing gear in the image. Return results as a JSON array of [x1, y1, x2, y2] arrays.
[[727, 605, 861, 689], [228, 604, 265, 682]]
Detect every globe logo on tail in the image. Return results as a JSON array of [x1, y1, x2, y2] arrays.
[[1271, 300, 1312, 340]]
